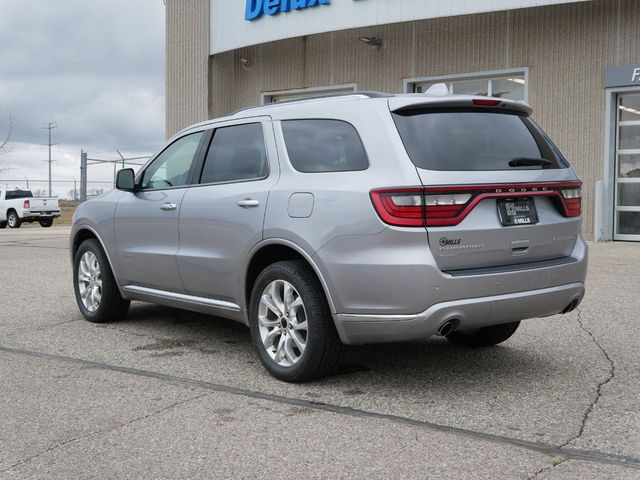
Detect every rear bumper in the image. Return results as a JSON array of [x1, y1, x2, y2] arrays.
[[22, 210, 61, 220], [334, 282, 585, 345]]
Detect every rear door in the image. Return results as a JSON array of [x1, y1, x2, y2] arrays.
[[177, 118, 278, 306], [114, 131, 206, 292], [390, 102, 582, 272]]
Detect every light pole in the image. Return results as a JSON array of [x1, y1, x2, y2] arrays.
[[23, 175, 29, 189], [43, 122, 58, 197]]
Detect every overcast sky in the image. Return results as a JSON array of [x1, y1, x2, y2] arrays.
[[0, 0, 165, 197]]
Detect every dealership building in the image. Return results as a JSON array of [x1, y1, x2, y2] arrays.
[[166, 0, 640, 241]]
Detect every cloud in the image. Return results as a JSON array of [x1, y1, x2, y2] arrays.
[[0, 0, 165, 196]]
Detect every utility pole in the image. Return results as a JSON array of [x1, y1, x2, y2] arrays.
[[43, 122, 58, 197], [72, 176, 77, 201], [116, 149, 126, 169], [80, 150, 87, 203]]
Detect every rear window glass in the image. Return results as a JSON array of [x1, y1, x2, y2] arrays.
[[392, 109, 568, 171], [6, 190, 33, 199], [281, 119, 369, 173]]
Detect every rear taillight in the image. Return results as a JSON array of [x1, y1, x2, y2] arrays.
[[23, 200, 30, 208], [370, 189, 424, 227], [560, 187, 582, 217], [371, 182, 582, 227]]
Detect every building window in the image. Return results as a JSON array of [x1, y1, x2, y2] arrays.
[[261, 84, 357, 104], [404, 69, 528, 102]]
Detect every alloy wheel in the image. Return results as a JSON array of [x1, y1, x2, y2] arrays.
[[77, 251, 102, 312], [258, 279, 308, 367]]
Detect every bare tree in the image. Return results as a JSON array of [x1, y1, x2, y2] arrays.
[[0, 113, 14, 155]]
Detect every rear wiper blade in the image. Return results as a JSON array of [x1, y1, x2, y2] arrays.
[[508, 157, 554, 167]]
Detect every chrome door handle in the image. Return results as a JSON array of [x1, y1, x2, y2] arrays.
[[237, 199, 260, 208], [160, 203, 177, 211]]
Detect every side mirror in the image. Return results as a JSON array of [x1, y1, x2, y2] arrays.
[[116, 168, 136, 191]]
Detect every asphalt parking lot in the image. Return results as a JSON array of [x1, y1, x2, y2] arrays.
[[0, 226, 638, 479]]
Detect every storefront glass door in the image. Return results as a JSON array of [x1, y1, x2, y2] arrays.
[[614, 93, 640, 240]]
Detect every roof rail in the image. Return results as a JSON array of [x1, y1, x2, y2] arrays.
[[231, 91, 394, 115]]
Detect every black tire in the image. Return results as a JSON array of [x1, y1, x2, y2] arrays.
[[39, 218, 53, 228], [73, 239, 130, 323], [0, 221, 6, 229], [248, 260, 341, 382], [446, 321, 521, 348], [7, 211, 20, 228]]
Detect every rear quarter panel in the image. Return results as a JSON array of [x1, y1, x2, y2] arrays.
[[263, 100, 424, 313]]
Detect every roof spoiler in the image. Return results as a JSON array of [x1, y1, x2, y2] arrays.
[[388, 95, 533, 116]]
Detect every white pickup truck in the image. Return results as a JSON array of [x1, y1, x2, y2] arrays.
[[0, 189, 61, 228]]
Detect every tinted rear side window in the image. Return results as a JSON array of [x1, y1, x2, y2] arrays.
[[281, 119, 369, 173], [392, 110, 568, 171]]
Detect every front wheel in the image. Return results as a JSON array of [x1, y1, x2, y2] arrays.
[[7, 211, 20, 228], [446, 321, 521, 348], [73, 239, 130, 323], [39, 218, 53, 228], [249, 260, 341, 382]]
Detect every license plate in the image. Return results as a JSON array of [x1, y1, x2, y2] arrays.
[[497, 198, 539, 226]]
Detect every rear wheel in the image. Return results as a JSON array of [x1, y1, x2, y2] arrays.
[[248, 260, 341, 382], [446, 321, 521, 348], [7, 211, 20, 228], [74, 239, 130, 323], [39, 218, 53, 228]]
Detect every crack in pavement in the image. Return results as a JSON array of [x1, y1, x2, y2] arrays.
[[1, 343, 638, 473], [567, 308, 616, 446], [529, 308, 617, 479], [0, 391, 212, 474], [0, 242, 68, 250]]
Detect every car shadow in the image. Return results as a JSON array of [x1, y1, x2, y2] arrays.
[[121, 302, 561, 393]]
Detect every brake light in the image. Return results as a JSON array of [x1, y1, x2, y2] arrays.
[[23, 200, 30, 208], [472, 99, 502, 107], [370, 189, 424, 227], [371, 182, 582, 227], [560, 187, 582, 217]]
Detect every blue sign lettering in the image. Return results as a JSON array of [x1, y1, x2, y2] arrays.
[[245, 0, 330, 21]]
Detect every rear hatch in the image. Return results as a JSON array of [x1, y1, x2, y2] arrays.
[[377, 96, 582, 273]]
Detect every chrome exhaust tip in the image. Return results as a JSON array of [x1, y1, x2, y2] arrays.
[[561, 299, 579, 314], [438, 320, 456, 337]]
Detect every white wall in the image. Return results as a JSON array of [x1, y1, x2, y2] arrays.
[[210, 0, 590, 54]]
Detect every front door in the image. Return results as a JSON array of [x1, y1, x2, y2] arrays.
[[114, 131, 205, 291], [177, 119, 278, 307], [614, 93, 640, 240]]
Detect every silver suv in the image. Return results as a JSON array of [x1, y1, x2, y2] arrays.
[[71, 91, 587, 382]]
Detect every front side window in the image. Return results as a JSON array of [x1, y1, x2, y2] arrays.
[[200, 123, 268, 184], [141, 132, 204, 190], [281, 119, 369, 173]]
